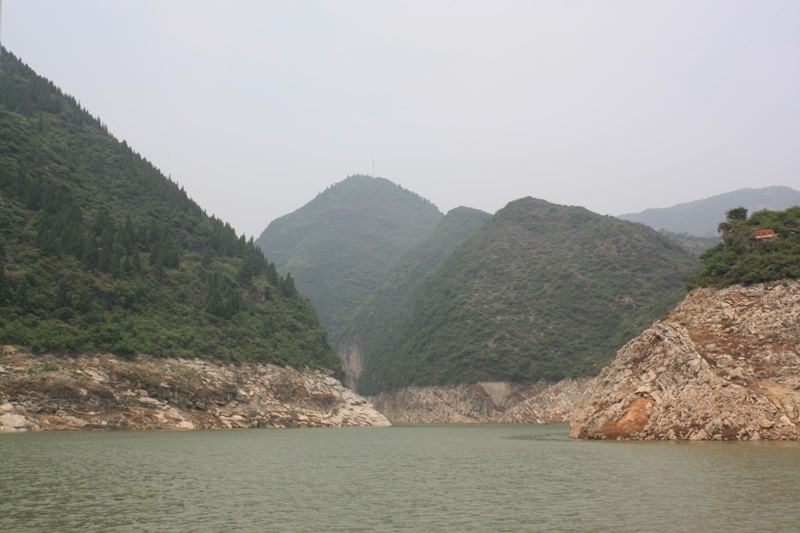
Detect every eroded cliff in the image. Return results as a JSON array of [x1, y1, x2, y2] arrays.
[[570, 282, 800, 440], [0, 351, 390, 432]]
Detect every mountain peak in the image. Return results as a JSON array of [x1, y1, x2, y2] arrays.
[[256, 174, 443, 343]]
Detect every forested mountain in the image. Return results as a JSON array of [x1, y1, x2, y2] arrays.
[[692, 206, 800, 287], [255, 175, 443, 343], [0, 49, 340, 372], [619, 186, 800, 237], [338, 206, 491, 388], [359, 198, 700, 394]]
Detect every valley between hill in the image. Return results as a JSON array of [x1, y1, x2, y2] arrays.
[[2, 47, 799, 440]]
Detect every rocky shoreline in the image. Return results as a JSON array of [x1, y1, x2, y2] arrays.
[[570, 282, 800, 440], [5, 281, 798, 441], [0, 351, 390, 432], [369, 379, 590, 424]]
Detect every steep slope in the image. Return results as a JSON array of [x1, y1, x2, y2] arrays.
[[571, 208, 800, 440], [570, 282, 800, 441], [0, 50, 339, 372], [372, 198, 700, 393], [256, 175, 442, 342], [338, 206, 492, 389], [618, 186, 800, 237]]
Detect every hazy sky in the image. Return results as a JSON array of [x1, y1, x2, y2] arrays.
[[4, 1, 799, 238]]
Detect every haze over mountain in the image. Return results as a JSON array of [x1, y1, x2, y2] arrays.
[[255, 175, 443, 343], [6, 3, 798, 240], [338, 206, 492, 388], [355, 198, 700, 395], [0, 50, 339, 372], [619, 186, 800, 238]]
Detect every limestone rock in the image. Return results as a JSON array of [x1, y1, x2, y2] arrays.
[[0, 352, 390, 432], [570, 281, 800, 441], [0, 412, 27, 431], [369, 379, 590, 424]]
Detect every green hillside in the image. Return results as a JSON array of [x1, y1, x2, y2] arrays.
[[692, 206, 800, 287], [0, 50, 340, 373], [255, 175, 443, 343], [619, 186, 800, 237], [657, 230, 720, 257], [366, 198, 700, 393], [339, 206, 492, 390]]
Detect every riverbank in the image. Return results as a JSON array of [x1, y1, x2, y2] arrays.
[[0, 350, 390, 432], [369, 379, 590, 424]]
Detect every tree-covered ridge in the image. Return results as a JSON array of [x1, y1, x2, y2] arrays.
[[366, 197, 700, 393], [692, 207, 800, 287], [339, 206, 492, 392], [256, 174, 443, 344], [0, 49, 340, 372]]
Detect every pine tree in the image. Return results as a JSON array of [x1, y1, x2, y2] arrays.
[[280, 273, 297, 297], [201, 248, 213, 267], [0, 263, 10, 305], [15, 277, 31, 309], [153, 256, 165, 281], [55, 279, 71, 309], [83, 235, 99, 270], [132, 251, 142, 273], [75, 287, 92, 314], [122, 215, 136, 254], [205, 274, 224, 317]]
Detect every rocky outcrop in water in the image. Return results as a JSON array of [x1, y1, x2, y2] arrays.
[[369, 379, 589, 424], [570, 282, 800, 440], [0, 351, 390, 432]]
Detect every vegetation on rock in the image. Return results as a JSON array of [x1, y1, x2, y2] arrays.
[[692, 206, 800, 287], [255, 174, 442, 343], [0, 50, 340, 372], [361, 198, 700, 394]]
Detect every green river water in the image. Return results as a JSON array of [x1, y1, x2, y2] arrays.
[[1, 424, 798, 532]]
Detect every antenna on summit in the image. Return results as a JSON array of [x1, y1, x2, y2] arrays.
[[1, 0, 4, 71]]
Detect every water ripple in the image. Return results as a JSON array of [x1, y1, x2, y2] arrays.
[[1, 424, 798, 532]]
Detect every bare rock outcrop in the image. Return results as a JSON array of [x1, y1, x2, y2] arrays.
[[0, 352, 390, 432], [370, 379, 590, 424], [337, 334, 363, 390], [499, 378, 591, 423], [570, 281, 800, 440]]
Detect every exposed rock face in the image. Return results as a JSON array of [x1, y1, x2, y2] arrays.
[[570, 282, 800, 440], [499, 379, 592, 423], [337, 334, 363, 390], [0, 352, 390, 432], [370, 379, 590, 424]]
